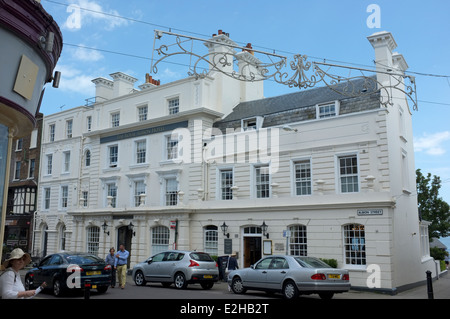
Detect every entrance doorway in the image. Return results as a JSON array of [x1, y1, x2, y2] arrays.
[[243, 237, 262, 267], [242, 226, 263, 267], [117, 226, 132, 268]]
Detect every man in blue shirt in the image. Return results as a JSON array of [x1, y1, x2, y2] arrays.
[[105, 247, 117, 288], [115, 244, 129, 289]]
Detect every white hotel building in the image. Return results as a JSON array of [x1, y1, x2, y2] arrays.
[[34, 31, 435, 293]]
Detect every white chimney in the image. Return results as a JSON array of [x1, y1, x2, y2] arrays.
[[204, 30, 236, 75], [367, 31, 398, 85], [235, 44, 264, 102], [109, 72, 138, 98], [91, 77, 114, 102]]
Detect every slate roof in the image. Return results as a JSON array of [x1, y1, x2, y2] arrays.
[[216, 76, 380, 126]]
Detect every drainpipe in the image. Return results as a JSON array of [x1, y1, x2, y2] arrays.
[[174, 219, 179, 250]]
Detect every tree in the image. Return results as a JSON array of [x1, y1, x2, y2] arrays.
[[416, 169, 450, 240]]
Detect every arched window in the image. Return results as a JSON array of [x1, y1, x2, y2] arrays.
[[85, 149, 91, 167], [204, 225, 218, 256], [288, 224, 307, 256], [87, 226, 100, 255], [343, 224, 366, 265], [152, 226, 170, 254]]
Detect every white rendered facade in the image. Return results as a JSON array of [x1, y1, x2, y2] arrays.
[[34, 31, 435, 293]]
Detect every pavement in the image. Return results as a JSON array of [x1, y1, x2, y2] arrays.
[[18, 268, 450, 299], [339, 271, 450, 299]]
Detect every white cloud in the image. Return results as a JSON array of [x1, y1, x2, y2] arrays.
[[63, 0, 128, 31], [56, 65, 95, 96], [414, 131, 450, 156], [70, 44, 104, 62], [161, 68, 182, 81]]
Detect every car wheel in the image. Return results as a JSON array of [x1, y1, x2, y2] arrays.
[[201, 282, 214, 290], [134, 270, 146, 286], [25, 276, 34, 290], [319, 292, 334, 300], [174, 272, 187, 289], [53, 279, 64, 297], [282, 280, 299, 300], [230, 277, 246, 294]]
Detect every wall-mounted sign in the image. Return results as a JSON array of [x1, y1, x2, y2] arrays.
[[357, 209, 383, 216], [224, 238, 232, 254], [13, 55, 39, 100]]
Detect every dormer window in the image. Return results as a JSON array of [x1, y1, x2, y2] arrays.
[[242, 116, 263, 131], [316, 101, 339, 119]]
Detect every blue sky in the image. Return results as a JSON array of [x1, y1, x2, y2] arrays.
[[39, 1, 450, 213]]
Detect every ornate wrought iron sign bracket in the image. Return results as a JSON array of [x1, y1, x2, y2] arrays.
[[150, 30, 417, 111]]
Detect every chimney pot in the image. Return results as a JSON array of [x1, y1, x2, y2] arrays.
[[218, 29, 223, 35]]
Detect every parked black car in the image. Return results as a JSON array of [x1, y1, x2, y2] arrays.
[[25, 252, 111, 296]]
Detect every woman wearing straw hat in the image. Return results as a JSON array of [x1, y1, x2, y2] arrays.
[[0, 248, 37, 299]]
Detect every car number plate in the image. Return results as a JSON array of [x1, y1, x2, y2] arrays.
[[86, 271, 101, 276], [203, 275, 213, 279], [328, 274, 340, 279]]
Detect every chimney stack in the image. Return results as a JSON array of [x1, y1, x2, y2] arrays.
[[139, 73, 161, 90], [110, 72, 138, 98], [91, 77, 114, 101], [367, 31, 398, 84], [242, 43, 254, 55]]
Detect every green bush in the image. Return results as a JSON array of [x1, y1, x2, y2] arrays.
[[430, 247, 447, 261], [320, 258, 338, 268], [440, 260, 446, 271]]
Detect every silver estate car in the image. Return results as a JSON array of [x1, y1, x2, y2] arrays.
[[132, 250, 219, 289], [228, 255, 350, 299]]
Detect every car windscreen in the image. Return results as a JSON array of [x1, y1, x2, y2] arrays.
[[189, 252, 214, 262], [294, 257, 332, 268], [66, 254, 104, 265]]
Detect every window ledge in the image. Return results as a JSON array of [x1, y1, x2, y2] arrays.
[[160, 159, 183, 166], [421, 256, 433, 264], [129, 163, 150, 170], [343, 265, 367, 271], [103, 166, 120, 173]]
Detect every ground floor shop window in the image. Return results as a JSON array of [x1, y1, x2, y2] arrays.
[[204, 225, 218, 256], [343, 224, 366, 265], [87, 226, 100, 255], [288, 224, 307, 256], [152, 226, 170, 254]]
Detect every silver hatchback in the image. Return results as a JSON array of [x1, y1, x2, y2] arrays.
[[132, 250, 219, 289]]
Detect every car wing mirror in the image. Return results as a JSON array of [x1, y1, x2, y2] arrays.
[[250, 264, 255, 269], [147, 258, 153, 264]]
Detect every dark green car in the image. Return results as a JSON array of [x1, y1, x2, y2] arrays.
[[25, 252, 112, 297]]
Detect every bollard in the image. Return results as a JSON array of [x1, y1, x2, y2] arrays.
[[84, 280, 91, 300], [426, 270, 434, 299]]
